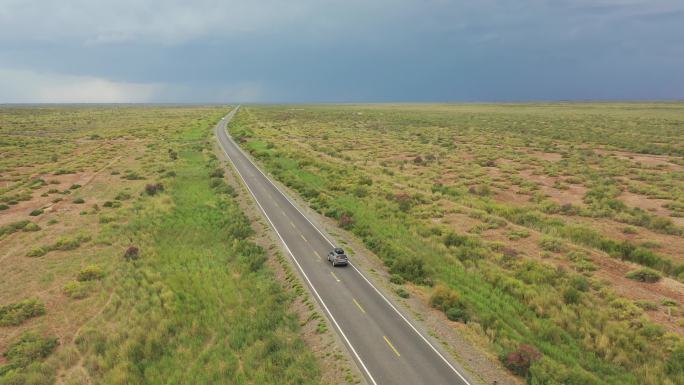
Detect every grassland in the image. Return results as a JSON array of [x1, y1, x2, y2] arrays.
[[0, 106, 324, 384], [231, 103, 684, 385]]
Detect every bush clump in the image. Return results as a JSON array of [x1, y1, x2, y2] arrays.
[[77, 265, 105, 282], [625, 268, 662, 283], [3, 332, 58, 369], [0, 299, 46, 326], [144, 183, 164, 196], [124, 246, 140, 261], [114, 191, 132, 201], [429, 284, 469, 322], [338, 213, 354, 230], [26, 247, 47, 258], [63, 281, 90, 299], [29, 208, 44, 216], [391, 256, 431, 285], [1, 220, 40, 238], [539, 236, 565, 253], [73, 197, 85, 204], [0, 204, 8, 210], [389, 274, 405, 285], [505, 344, 542, 377]]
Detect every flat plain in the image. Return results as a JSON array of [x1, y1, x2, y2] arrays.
[[0, 106, 329, 385], [230, 103, 684, 385]]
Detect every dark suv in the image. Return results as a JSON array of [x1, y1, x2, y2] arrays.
[[327, 247, 348, 267]]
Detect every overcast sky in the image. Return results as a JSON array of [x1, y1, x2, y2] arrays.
[[1, 0, 683, 103]]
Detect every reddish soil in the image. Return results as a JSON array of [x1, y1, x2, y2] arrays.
[[619, 191, 684, 226], [595, 149, 684, 171]]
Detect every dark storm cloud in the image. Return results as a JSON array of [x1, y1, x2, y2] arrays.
[[0, 0, 682, 102]]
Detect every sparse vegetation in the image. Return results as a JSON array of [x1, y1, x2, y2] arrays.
[[0, 299, 46, 326], [1, 332, 58, 378], [625, 268, 662, 283], [234, 104, 684, 384], [76, 265, 104, 281], [1, 106, 324, 385]]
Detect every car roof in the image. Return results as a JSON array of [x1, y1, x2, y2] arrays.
[[334, 247, 345, 254]]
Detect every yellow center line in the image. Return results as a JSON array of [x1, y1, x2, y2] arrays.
[[281, 209, 287, 216], [313, 250, 322, 260], [330, 271, 340, 282], [353, 298, 366, 313], [300, 234, 307, 242], [383, 336, 401, 357], [290, 221, 296, 228]]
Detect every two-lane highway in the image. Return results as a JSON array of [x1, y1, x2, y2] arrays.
[[216, 106, 477, 385]]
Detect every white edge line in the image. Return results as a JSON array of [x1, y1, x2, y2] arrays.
[[215, 110, 379, 385], [221, 108, 473, 385]]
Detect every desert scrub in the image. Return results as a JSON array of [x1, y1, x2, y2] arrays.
[[0, 220, 40, 239], [25, 234, 91, 257], [1, 332, 58, 374], [625, 268, 662, 283], [0, 299, 46, 326], [29, 208, 44, 216], [66, 113, 322, 385], [144, 182, 164, 195], [236, 105, 684, 384], [76, 265, 104, 281], [63, 281, 90, 299]]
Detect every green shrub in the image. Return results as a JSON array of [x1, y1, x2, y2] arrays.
[[391, 256, 430, 284], [445, 306, 469, 323], [625, 268, 661, 283], [396, 288, 410, 298], [562, 287, 581, 304], [622, 226, 638, 234], [70, 184, 81, 190], [115, 191, 132, 200], [72, 197, 85, 204], [210, 168, 224, 178], [63, 281, 90, 299], [26, 247, 47, 257], [29, 208, 44, 216], [429, 285, 461, 312], [0, 204, 8, 210], [389, 274, 405, 285], [23, 222, 40, 232], [539, 237, 564, 252], [507, 229, 531, 240], [0, 220, 39, 237], [3, 332, 58, 369], [443, 232, 469, 247], [0, 299, 46, 326], [77, 265, 105, 282]]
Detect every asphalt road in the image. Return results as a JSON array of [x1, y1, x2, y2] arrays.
[[215, 106, 476, 385]]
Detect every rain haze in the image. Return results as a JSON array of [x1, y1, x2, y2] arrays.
[[0, 0, 682, 103]]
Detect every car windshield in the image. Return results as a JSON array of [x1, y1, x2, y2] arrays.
[[334, 248, 345, 254]]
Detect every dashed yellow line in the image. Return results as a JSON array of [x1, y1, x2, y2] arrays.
[[330, 271, 340, 282], [290, 221, 296, 228], [300, 234, 307, 242], [353, 298, 366, 314], [383, 336, 401, 357], [314, 250, 322, 260]]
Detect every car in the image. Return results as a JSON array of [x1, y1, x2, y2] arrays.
[[327, 247, 348, 267]]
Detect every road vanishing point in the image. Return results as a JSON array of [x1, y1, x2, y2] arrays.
[[216, 106, 477, 385]]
